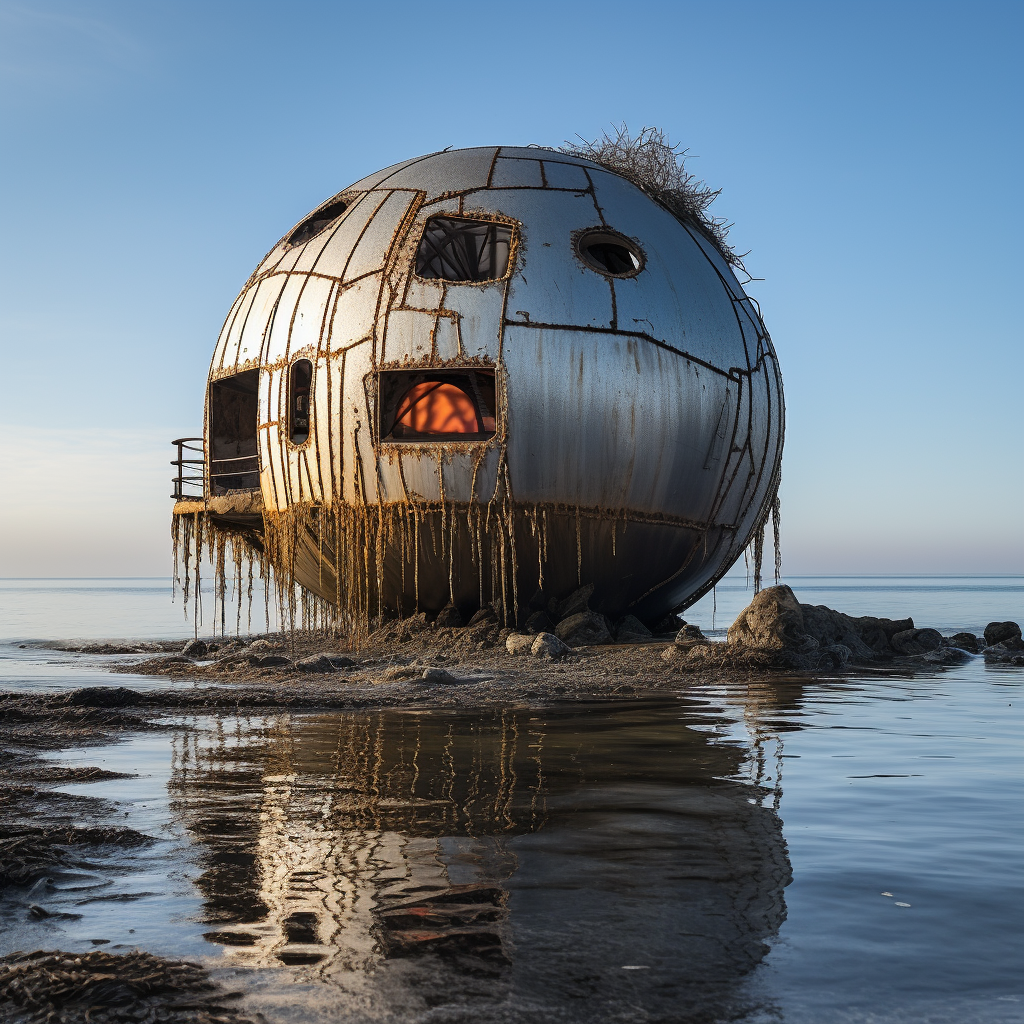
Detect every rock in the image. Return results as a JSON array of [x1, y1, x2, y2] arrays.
[[983, 637, 1024, 664], [181, 639, 209, 658], [62, 687, 140, 708], [525, 610, 555, 634], [728, 586, 807, 650], [555, 610, 612, 647], [295, 655, 336, 673], [467, 607, 498, 627], [920, 646, 972, 665], [403, 612, 431, 633], [946, 632, 981, 654], [248, 638, 282, 651], [889, 628, 943, 656], [421, 667, 458, 685], [554, 583, 595, 621], [505, 633, 534, 655], [614, 615, 653, 642], [651, 613, 683, 634], [323, 653, 355, 668], [673, 623, 710, 649], [815, 644, 851, 670], [984, 621, 1022, 646], [531, 632, 570, 660], [799, 605, 879, 661], [434, 603, 463, 628], [251, 654, 292, 668]]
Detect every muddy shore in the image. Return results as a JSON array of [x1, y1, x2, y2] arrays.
[[2, 585, 1020, 1022]]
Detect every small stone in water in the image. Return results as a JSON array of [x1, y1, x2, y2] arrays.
[[881, 891, 893, 897], [621, 965, 650, 970], [895, 902, 911, 907]]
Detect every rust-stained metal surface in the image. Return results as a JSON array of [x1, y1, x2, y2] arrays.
[[175, 146, 785, 628]]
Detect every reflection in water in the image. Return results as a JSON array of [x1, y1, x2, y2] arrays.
[[168, 699, 792, 1020]]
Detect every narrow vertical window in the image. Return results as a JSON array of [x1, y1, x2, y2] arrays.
[[289, 359, 313, 444]]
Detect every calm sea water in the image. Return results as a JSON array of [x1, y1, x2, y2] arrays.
[[0, 576, 1021, 1023]]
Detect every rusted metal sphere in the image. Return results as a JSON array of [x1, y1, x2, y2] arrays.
[[205, 147, 784, 624]]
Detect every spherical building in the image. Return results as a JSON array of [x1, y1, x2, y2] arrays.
[[180, 145, 784, 628]]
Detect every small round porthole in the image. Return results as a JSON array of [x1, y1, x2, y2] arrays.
[[286, 199, 348, 248], [575, 229, 645, 278]]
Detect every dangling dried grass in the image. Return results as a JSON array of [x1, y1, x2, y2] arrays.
[[559, 124, 745, 273]]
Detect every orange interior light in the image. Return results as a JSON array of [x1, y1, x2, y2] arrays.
[[393, 381, 481, 436]]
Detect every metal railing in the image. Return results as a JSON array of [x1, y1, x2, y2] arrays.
[[209, 453, 260, 492], [171, 437, 205, 500], [172, 438, 262, 500]]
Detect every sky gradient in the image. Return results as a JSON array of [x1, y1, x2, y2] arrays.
[[0, 0, 1021, 577]]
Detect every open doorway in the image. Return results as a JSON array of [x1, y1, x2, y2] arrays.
[[208, 369, 259, 493]]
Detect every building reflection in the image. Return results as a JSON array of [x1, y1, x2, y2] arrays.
[[168, 698, 793, 1016]]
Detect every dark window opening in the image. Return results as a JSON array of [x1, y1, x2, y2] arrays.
[[286, 199, 348, 248], [379, 369, 497, 442], [415, 217, 513, 282], [576, 229, 644, 277], [208, 369, 259, 494], [289, 359, 313, 444]]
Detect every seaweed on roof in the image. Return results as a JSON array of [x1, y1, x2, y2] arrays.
[[560, 125, 745, 273]]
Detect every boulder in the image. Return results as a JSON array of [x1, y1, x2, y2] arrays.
[[181, 639, 209, 658], [531, 632, 570, 660], [673, 623, 710, 649], [554, 583, 595, 621], [984, 621, 1022, 646], [505, 633, 535, 655], [728, 586, 807, 650], [889, 628, 943, 656], [615, 615, 653, 642], [421, 667, 458, 685], [324, 653, 355, 668], [555, 610, 612, 647], [816, 644, 851, 670], [651, 613, 683, 634], [434, 603, 463, 628], [525, 610, 555, 634], [250, 654, 292, 668], [983, 636, 1024, 664], [921, 646, 972, 665], [467, 607, 498, 627], [295, 655, 336, 673], [248, 638, 283, 652], [798, 605, 879, 661], [945, 632, 981, 654]]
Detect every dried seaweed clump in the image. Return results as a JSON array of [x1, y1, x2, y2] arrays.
[[0, 950, 255, 1024], [560, 125, 743, 271]]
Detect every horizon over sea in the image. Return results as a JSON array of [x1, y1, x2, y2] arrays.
[[0, 574, 1020, 1023]]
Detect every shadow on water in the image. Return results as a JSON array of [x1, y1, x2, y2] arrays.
[[167, 697, 794, 1022]]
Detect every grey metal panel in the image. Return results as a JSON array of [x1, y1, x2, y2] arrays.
[[377, 148, 498, 198], [288, 276, 336, 357], [502, 325, 731, 516], [327, 274, 383, 353], [394, 449, 442, 502], [380, 307, 435, 365], [344, 191, 417, 282], [287, 192, 375, 276], [344, 153, 440, 192], [489, 157, 544, 189], [233, 275, 288, 371], [436, 284, 505, 362], [262, 274, 306, 365], [539, 159, 592, 191], [496, 190, 615, 329]]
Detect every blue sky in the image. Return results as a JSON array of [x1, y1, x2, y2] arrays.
[[0, 0, 1020, 576]]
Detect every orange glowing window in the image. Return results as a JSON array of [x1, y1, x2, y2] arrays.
[[380, 370, 497, 442]]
